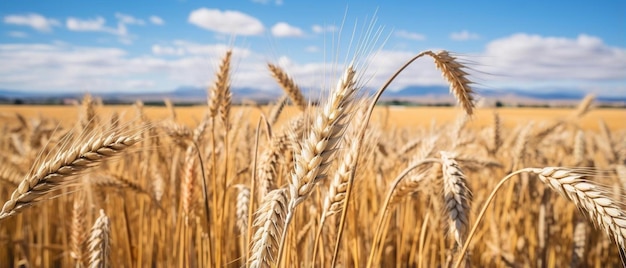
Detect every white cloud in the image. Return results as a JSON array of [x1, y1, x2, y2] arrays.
[[150, 16, 164, 25], [188, 8, 264, 36], [126, 80, 155, 89], [479, 33, 626, 81], [251, 0, 283, 5], [66, 16, 132, 43], [271, 22, 303, 37], [66, 17, 108, 32], [450, 30, 480, 41], [312, 24, 337, 34], [305, 46, 319, 53], [3, 13, 60, 32], [153, 41, 253, 57], [152, 44, 185, 56], [394, 30, 426, 41], [8, 31, 28, 38], [115, 12, 145, 25]]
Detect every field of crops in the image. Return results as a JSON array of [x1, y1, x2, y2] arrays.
[[0, 50, 624, 267]]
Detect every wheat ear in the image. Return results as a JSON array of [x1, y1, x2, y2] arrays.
[[490, 111, 501, 155], [208, 50, 232, 118], [235, 184, 250, 235], [573, 94, 595, 118], [249, 188, 289, 268], [88, 209, 110, 268], [427, 51, 475, 115], [275, 65, 357, 266], [181, 146, 197, 217], [312, 108, 367, 264], [0, 133, 142, 220], [70, 190, 87, 267], [440, 151, 472, 249], [454, 167, 626, 268], [79, 93, 97, 132], [267, 63, 307, 110]]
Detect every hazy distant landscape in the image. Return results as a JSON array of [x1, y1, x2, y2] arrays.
[[2, 85, 625, 107]]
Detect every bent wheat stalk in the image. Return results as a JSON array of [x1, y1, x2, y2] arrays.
[[367, 158, 439, 267], [453, 167, 626, 268], [334, 49, 476, 267]]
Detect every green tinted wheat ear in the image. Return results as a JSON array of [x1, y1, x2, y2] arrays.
[[88, 209, 110, 268], [0, 132, 142, 220]]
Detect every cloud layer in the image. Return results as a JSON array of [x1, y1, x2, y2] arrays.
[[0, 31, 624, 97], [480, 34, 626, 81]]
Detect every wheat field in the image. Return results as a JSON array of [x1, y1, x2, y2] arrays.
[[0, 50, 625, 268]]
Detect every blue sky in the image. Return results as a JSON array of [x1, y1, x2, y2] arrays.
[[1, 0, 625, 97]]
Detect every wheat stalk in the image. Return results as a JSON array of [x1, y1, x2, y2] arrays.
[[268, 94, 289, 125], [336, 49, 477, 267]]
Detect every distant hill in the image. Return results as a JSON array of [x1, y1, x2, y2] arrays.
[[0, 86, 624, 106]]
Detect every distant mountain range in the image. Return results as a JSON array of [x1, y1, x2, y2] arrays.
[[1, 85, 625, 105]]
